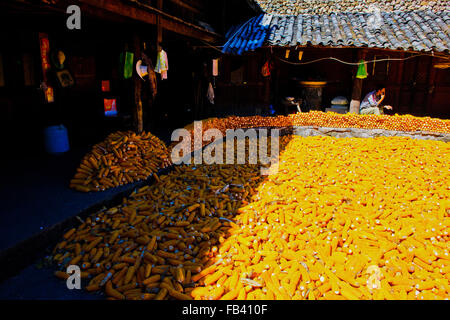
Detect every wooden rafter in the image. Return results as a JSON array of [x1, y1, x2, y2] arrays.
[[168, 0, 201, 14], [77, 0, 220, 42]]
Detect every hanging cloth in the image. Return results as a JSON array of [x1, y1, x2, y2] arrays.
[[356, 59, 368, 79], [212, 59, 219, 76], [155, 49, 169, 80], [142, 52, 157, 99], [261, 60, 273, 77], [206, 82, 215, 104], [123, 52, 134, 79]]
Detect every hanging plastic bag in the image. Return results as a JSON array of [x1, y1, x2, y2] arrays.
[[207, 82, 215, 104], [356, 59, 368, 79], [261, 60, 273, 77], [212, 59, 219, 76], [123, 52, 134, 79]]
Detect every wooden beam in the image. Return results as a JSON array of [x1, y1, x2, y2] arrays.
[[261, 45, 449, 58], [78, 0, 157, 23], [133, 34, 143, 133], [157, 0, 163, 51], [77, 0, 220, 42], [168, 0, 201, 14]]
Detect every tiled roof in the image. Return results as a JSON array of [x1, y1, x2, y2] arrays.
[[223, 10, 450, 54], [267, 11, 450, 52], [253, 0, 449, 15]]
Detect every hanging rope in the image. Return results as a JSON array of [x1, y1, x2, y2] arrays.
[[198, 39, 224, 54], [275, 53, 450, 66], [193, 40, 449, 64], [193, 38, 450, 66]]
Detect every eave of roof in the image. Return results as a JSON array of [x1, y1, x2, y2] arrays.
[[223, 10, 450, 54]]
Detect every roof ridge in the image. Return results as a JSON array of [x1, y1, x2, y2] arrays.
[[252, 0, 450, 15]]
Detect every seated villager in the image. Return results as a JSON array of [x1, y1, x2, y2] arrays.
[[359, 87, 393, 115]]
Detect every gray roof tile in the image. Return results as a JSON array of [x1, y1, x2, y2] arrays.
[[265, 10, 449, 52], [253, 0, 450, 15]]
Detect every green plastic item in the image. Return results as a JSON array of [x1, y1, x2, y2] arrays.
[[356, 59, 367, 79], [120, 51, 134, 79]]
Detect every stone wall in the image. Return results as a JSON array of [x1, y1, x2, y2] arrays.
[[292, 126, 450, 142]]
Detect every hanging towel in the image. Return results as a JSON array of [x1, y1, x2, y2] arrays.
[[155, 49, 169, 80], [207, 82, 215, 104]]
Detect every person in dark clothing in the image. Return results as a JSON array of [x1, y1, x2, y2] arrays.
[[359, 87, 393, 115]]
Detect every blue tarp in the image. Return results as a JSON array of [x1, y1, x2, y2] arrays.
[[222, 14, 269, 55]]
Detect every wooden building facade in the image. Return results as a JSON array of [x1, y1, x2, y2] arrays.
[[215, 47, 449, 118], [0, 0, 255, 155], [217, 1, 450, 119]]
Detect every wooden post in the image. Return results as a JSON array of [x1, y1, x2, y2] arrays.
[[349, 49, 367, 114], [425, 56, 437, 116], [133, 34, 143, 133], [264, 77, 270, 106], [407, 57, 420, 114], [394, 52, 405, 111], [157, 0, 163, 51]]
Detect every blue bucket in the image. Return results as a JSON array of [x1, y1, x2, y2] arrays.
[[44, 125, 70, 154]]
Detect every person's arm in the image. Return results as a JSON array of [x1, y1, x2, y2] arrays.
[[375, 95, 393, 110], [375, 95, 385, 108], [376, 95, 393, 110]]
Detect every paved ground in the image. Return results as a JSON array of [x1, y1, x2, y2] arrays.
[[0, 107, 267, 299], [0, 263, 102, 300], [0, 131, 172, 299], [0, 144, 148, 299], [0, 146, 144, 252]]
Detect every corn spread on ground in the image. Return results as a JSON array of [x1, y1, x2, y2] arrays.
[[54, 134, 449, 300]]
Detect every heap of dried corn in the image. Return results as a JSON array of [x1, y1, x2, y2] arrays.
[[56, 135, 449, 300], [70, 131, 171, 192]]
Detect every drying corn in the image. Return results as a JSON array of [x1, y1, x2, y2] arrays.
[[192, 136, 450, 300], [55, 135, 449, 300], [55, 137, 281, 299], [70, 131, 171, 192]]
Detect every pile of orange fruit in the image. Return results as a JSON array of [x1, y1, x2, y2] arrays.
[[171, 112, 449, 155]]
